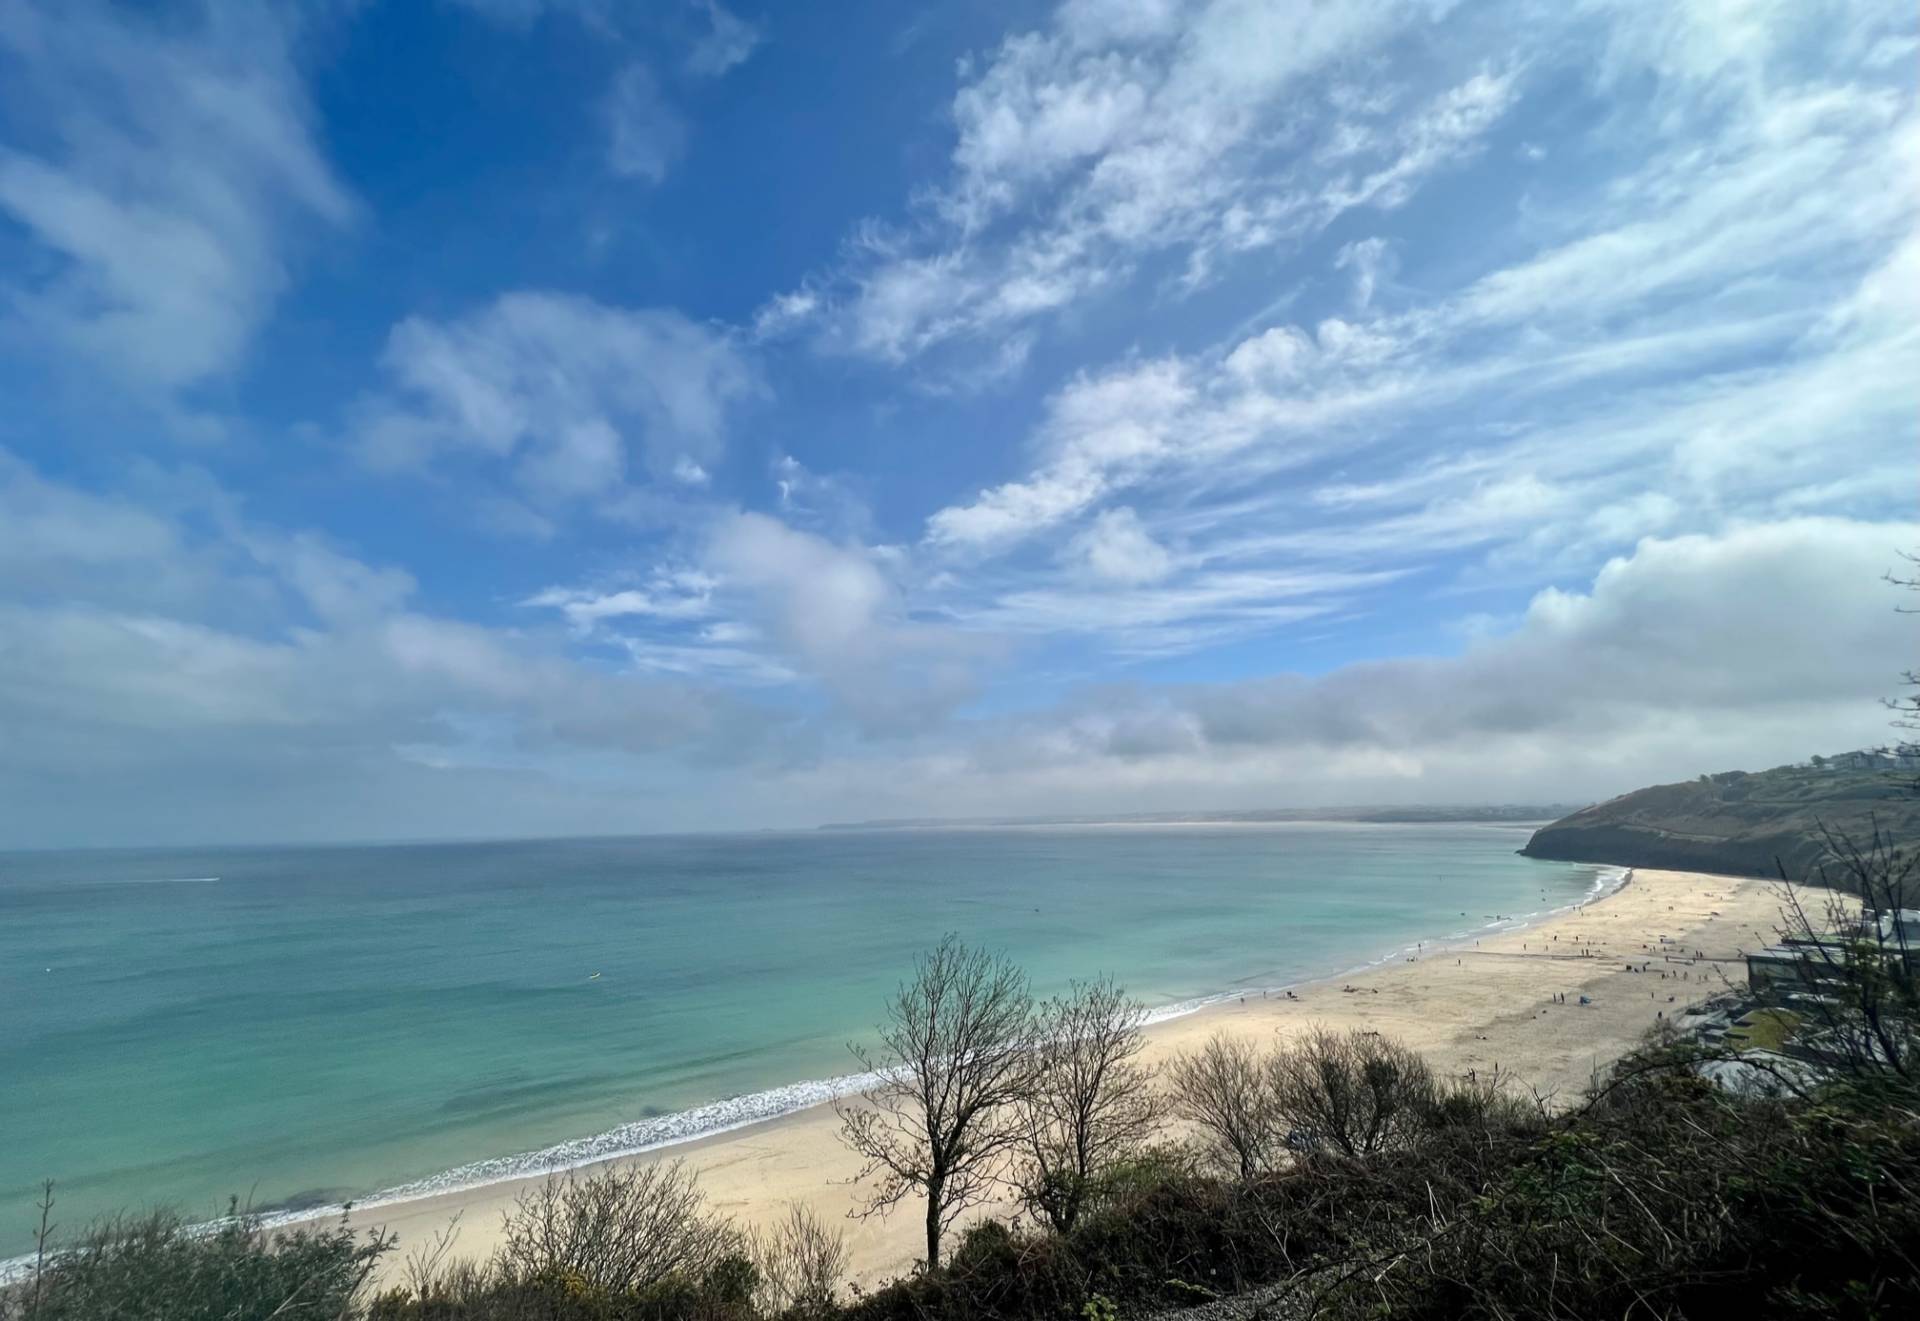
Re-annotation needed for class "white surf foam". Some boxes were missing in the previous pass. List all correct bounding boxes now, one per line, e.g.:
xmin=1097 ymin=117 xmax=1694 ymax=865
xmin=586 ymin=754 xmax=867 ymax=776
xmin=111 ymin=876 xmax=221 ymax=884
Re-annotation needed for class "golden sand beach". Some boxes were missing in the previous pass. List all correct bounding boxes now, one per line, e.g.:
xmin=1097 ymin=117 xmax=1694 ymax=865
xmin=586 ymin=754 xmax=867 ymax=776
xmin=349 ymin=867 xmax=1798 ymax=1290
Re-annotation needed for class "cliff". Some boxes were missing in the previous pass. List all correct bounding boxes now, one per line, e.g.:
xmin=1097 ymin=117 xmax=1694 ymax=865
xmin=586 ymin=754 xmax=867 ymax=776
xmin=1520 ymin=760 xmax=1920 ymax=882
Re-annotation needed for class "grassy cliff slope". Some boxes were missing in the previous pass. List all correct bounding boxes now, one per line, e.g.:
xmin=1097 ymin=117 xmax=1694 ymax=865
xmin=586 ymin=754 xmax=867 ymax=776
xmin=1520 ymin=760 xmax=1920 ymax=881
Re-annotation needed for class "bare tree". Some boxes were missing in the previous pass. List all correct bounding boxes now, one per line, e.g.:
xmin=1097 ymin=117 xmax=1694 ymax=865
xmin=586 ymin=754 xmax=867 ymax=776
xmin=1015 ymin=977 xmax=1160 ymax=1233
xmin=498 ymin=1160 xmax=740 ymax=1295
xmin=750 ymin=1204 xmax=848 ymax=1318
xmin=1267 ymin=1025 xmax=1434 ymax=1159
xmin=399 ymin=1210 xmax=464 ymax=1302
xmin=837 ymin=935 xmax=1038 ymax=1270
xmin=1167 ymin=1031 xmax=1280 ymax=1180
xmin=1738 ymin=564 xmax=1920 ymax=1082
xmin=1772 ymin=822 xmax=1918 ymax=1082
xmin=1881 ymin=551 xmax=1920 ymax=796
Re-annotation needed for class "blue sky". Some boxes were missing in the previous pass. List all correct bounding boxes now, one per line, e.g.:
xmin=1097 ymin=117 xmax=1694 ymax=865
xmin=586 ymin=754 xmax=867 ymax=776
xmin=1 ymin=0 xmax=1915 ymax=846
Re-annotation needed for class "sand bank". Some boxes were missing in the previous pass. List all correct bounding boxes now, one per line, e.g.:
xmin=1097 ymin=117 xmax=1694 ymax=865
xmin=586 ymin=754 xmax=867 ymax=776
xmin=349 ymin=867 xmax=1794 ymax=1290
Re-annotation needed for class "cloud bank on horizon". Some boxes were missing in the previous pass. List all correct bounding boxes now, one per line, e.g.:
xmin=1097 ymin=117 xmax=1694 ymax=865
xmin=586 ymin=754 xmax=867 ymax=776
xmin=0 ymin=0 xmax=1913 ymax=846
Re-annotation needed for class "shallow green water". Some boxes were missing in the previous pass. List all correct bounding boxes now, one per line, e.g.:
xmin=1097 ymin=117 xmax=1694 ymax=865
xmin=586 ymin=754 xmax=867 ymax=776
xmin=0 ymin=823 xmax=1608 ymax=1256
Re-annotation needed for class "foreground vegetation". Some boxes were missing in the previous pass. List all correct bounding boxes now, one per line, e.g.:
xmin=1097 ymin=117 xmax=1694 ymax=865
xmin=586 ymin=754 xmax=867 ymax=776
xmin=10 ymin=1026 xmax=1916 ymax=1321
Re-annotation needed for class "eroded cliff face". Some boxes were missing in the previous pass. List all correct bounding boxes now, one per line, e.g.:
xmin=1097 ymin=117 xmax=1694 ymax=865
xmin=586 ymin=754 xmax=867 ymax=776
xmin=1521 ymin=816 xmax=1814 ymax=878
xmin=1519 ymin=764 xmax=1920 ymax=885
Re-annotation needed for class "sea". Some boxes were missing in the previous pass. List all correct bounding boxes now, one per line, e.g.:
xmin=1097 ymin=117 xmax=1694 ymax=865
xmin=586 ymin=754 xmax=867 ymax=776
xmin=0 ymin=822 xmax=1617 ymax=1260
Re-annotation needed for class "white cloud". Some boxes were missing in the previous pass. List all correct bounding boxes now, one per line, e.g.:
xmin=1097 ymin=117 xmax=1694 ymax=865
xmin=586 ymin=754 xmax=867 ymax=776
xmin=1334 ymin=238 xmax=1395 ymax=309
xmin=521 ymin=563 xmax=810 ymax=687
xmin=0 ymin=450 xmax=248 ymax=613
xmin=523 ymin=508 xmax=995 ymax=731
xmin=752 ymin=288 xmax=821 ymax=340
xmin=3 ymin=0 xmax=1912 ymax=844
xmin=0 ymin=452 xmax=792 ymax=845
xmin=962 ymin=568 xmax=1373 ymax=657
xmin=1456 ymin=88 xmax=1916 ymax=333
xmin=524 ymin=570 xmax=718 ymax=633
xmin=927 ymin=357 xmax=1194 ymax=550
xmin=771 ymin=0 xmax=1914 ymax=389
xmin=1315 ymin=70 xmax=1517 ymax=215
xmin=354 ymin=292 xmax=758 ymax=511
xmin=707 ymin=513 xmax=989 ymax=733
xmin=606 ymin=64 xmax=689 ymax=184
xmin=687 ymin=1 xmax=762 ymax=77
xmin=1066 ymin=506 xmax=1173 ymax=584
xmin=923 ymin=307 xmax=1427 ymax=556
xmin=913 ymin=4 xmax=1915 ymax=666
xmin=0 ymin=1 xmax=351 ymax=393
xmin=771 ymin=453 xmax=873 ymax=540
xmin=781 ymin=518 xmax=1920 ymax=817
xmin=778 ymin=0 xmax=1516 ymax=369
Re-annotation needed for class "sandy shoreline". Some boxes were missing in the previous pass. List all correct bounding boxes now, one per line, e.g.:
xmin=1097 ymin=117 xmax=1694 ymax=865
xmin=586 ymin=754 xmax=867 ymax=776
xmin=329 ymin=865 xmax=1795 ymax=1291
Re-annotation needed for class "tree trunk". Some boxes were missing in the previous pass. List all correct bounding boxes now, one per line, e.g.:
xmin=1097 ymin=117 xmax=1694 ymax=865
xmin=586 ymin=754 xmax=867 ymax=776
xmin=925 ymin=1176 xmax=942 ymax=1271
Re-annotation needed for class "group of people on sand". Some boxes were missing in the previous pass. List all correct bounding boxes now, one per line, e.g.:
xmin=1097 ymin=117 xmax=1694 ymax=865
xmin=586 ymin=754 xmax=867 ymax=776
xmin=1623 ymin=960 xmax=1696 ymax=983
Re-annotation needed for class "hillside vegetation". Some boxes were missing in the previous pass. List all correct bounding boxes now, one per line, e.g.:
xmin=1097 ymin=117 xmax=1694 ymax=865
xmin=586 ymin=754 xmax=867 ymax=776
xmin=1521 ymin=759 xmax=1920 ymax=881
xmin=10 ymin=1030 xmax=1916 ymax=1321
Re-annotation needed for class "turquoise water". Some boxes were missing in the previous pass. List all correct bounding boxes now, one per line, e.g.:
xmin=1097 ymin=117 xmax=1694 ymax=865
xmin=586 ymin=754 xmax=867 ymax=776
xmin=0 ymin=823 xmax=1607 ymax=1256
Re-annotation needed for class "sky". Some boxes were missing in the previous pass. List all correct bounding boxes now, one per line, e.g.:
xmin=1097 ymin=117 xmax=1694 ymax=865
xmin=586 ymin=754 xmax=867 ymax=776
xmin=0 ymin=0 xmax=1915 ymax=848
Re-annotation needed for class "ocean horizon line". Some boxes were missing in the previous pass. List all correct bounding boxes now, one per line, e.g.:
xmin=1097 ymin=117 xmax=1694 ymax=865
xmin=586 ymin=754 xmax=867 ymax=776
xmin=0 ymin=805 xmax=1585 ymax=858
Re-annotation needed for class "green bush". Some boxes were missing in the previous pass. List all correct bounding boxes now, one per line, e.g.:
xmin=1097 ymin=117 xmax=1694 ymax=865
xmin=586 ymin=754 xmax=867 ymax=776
xmin=368 ymin=1252 xmax=762 ymax=1321
xmin=1301 ymin=1039 xmax=1920 ymax=1320
xmin=4 ymin=1205 xmax=388 ymax=1321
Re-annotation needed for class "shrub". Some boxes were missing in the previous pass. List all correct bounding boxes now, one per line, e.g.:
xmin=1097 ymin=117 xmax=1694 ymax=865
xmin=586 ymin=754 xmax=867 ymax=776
xmin=6 ymin=1203 xmax=389 ymax=1321
xmin=750 ymin=1205 xmax=847 ymax=1319
xmin=1167 ymin=1033 xmax=1279 ymax=1180
xmin=497 ymin=1162 xmax=741 ymax=1299
xmin=1300 ymin=1038 xmax=1920 ymax=1320
xmin=367 ymin=1251 xmax=761 ymax=1321
xmin=1014 ymin=979 xmax=1159 ymax=1234
xmin=1114 ymin=1029 xmax=1917 ymax=1318
xmin=1267 ymin=1025 xmax=1435 ymax=1160
xmin=1074 ymin=1144 xmax=1201 ymax=1222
